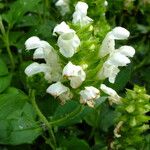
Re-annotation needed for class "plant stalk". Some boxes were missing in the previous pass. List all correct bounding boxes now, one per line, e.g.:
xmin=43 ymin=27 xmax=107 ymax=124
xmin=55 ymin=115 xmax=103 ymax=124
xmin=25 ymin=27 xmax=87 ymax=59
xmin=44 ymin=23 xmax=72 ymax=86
xmin=29 ymin=89 xmax=57 ymax=149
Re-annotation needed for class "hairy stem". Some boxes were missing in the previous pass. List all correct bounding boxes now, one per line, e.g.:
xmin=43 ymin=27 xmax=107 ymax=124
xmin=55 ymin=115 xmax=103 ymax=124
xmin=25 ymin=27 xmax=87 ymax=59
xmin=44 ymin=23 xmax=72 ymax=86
xmin=29 ymin=89 xmax=57 ymax=149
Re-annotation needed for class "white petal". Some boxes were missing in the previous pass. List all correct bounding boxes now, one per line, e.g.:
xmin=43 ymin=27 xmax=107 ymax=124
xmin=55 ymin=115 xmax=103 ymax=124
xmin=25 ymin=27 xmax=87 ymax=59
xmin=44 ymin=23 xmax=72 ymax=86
xmin=98 ymin=62 xmax=120 ymax=83
xmin=46 ymin=82 xmax=68 ymax=97
xmin=25 ymin=36 xmax=41 ymax=50
xmin=100 ymin=84 xmax=121 ymax=104
xmin=57 ymin=32 xmax=80 ymax=58
xmin=33 ymin=48 xmax=44 ymax=59
xmin=75 ymin=1 xmax=88 ymax=14
xmin=108 ymin=52 xmax=131 ymax=66
xmin=118 ymin=46 xmax=135 ymax=57
xmin=111 ymin=27 xmax=130 ymax=40
xmin=24 ymin=62 xmax=44 ymax=76
xmin=99 ymin=33 xmax=115 ymax=58
xmin=100 ymin=84 xmax=117 ymax=96
xmin=53 ymin=21 xmax=74 ymax=36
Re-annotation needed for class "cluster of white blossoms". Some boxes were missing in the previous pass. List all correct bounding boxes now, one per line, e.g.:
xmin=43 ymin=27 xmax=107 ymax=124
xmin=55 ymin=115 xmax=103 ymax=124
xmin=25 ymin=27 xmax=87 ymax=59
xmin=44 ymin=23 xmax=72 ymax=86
xmin=24 ymin=1 xmax=134 ymax=107
xmin=98 ymin=27 xmax=135 ymax=83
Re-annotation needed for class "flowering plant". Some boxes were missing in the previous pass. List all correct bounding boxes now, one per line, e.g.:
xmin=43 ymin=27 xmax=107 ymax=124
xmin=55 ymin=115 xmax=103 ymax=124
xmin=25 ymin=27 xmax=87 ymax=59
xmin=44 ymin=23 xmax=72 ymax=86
xmin=0 ymin=0 xmax=149 ymax=149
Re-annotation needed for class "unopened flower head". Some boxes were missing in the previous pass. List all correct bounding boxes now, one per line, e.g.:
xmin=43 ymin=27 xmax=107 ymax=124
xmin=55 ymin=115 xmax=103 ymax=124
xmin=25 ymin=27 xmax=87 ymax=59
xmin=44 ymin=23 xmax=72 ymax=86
xmin=72 ymin=1 xmax=93 ymax=26
xmin=63 ymin=62 xmax=86 ymax=88
xmin=80 ymin=86 xmax=100 ymax=107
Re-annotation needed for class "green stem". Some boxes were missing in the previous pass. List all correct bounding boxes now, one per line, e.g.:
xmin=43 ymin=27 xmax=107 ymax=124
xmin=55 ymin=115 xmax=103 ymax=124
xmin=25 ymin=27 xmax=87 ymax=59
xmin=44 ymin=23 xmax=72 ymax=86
xmin=0 ymin=18 xmax=15 ymax=70
xmin=29 ymin=89 xmax=57 ymax=149
xmin=49 ymin=105 xmax=83 ymax=126
xmin=5 ymin=33 xmax=15 ymax=70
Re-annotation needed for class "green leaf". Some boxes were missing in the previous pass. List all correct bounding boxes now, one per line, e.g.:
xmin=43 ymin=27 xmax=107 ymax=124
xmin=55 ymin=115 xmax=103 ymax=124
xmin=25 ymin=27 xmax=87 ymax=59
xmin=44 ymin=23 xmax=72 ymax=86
xmin=0 ymin=59 xmax=8 ymax=76
xmin=84 ymin=97 xmax=107 ymax=127
xmin=2 ymin=0 xmax=41 ymax=26
xmin=0 ymin=87 xmax=42 ymax=144
xmin=99 ymin=103 xmax=120 ymax=132
xmin=0 ymin=74 xmax=12 ymax=93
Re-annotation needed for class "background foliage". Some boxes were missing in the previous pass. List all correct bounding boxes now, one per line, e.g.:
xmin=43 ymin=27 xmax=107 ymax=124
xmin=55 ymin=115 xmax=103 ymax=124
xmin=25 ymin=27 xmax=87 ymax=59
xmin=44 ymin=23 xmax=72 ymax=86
xmin=0 ymin=0 xmax=149 ymax=149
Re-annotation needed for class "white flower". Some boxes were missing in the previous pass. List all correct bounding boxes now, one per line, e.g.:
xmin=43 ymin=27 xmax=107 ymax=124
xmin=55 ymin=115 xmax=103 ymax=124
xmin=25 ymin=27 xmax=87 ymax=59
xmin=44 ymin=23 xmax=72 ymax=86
xmin=100 ymin=84 xmax=121 ymax=105
xmin=24 ymin=62 xmax=51 ymax=81
xmin=55 ymin=0 xmax=70 ymax=16
xmin=57 ymin=32 xmax=80 ymax=58
xmin=118 ymin=46 xmax=135 ymax=57
xmin=99 ymin=27 xmax=130 ymax=58
xmin=25 ymin=36 xmax=62 ymax=82
xmin=63 ymin=62 xmax=86 ymax=88
xmin=46 ymin=82 xmax=73 ymax=104
xmin=72 ymin=1 xmax=93 ymax=26
xmin=98 ymin=62 xmax=120 ymax=83
xmin=80 ymin=86 xmax=100 ymax=107
xmin=53 ymin=21 xmax=73 ymax=36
